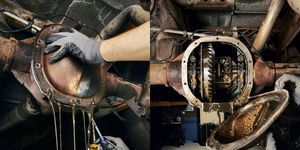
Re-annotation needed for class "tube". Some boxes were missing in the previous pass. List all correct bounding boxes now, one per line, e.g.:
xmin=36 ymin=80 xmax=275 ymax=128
xmin=0 ymin=96 xmax=40 ymax=132
xmin=251 ymin=0 xmax=285 ymax=52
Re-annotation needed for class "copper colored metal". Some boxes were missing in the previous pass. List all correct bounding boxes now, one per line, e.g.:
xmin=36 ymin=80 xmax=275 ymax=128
xmin=166 ymin=59 xmax=183 ymax=95
xmin=105 ymin=72 xmax=142 ymax=100
xmin=32 ymin=24 xmax=105 ymax=107
xmin=254 ymin=58 xmax=300 ymax=86
xmin=149 ymin=63 xmax=167 ymax=85
xmin=150 ymin=54 xmax=184 ymax=95
xmin=0 ymin=26 xmax=143 ymax=109
xmin=207 ymin=89 xmax=289 ymax=150
xmin=0 ymin=36 xmax=34 ymax=72
xmin=253 ymin=58 xmax=275 ymax=86
xmin=12 ymin=70 xmax=143 ymax=114
xmin=0 ymin=37 xmax=16 ymax=72
xmin=12 ymin=70 xmax=52 ymax=114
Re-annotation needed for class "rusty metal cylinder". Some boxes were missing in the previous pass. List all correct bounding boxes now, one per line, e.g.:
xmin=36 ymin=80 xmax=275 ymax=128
xmin=105 ymin=72 xmax=142 ymax=100
xmin=253 ymin=59 xmax=275 ymax=86
xmin=274 ymin=63 xmax=300 ymax=79
xmin=149 ymin=63 xmax=168 ymax=85
xmin=254 ymin=58 xmax=300 ymax=86
xmin=0 ymin=36 xmax=33 ymax=72
xmin=0 ymin=37 xmax=16 ymax=72
xmin=150 ymin=61 xmax=183 ymax=95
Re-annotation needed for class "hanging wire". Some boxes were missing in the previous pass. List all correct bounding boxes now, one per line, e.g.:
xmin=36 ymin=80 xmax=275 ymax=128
xmin=50 ymin=102 xmax=59 ymax=150
xmin=150 ymin=28 xmax=164 ymax=42
xmin=236 ymin=29 xmax=263 ymax=59
xmin=176 ymin=29 xmax=211 ymax=45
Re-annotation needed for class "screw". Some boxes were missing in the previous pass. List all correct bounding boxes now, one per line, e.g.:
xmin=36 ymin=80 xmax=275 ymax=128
xmin=35 ymin=63 xmax=41 ymax=69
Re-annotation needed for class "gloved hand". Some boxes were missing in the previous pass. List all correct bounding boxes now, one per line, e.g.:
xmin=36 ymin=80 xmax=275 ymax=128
xmin=44 ymin=27 xmax=105 ymax=64
xmin=104 ymin=136 xmax=129 ymax=150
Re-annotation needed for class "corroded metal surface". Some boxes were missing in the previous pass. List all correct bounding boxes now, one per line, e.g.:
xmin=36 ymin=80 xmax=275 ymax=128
xmin=172 ymin=0 xmax=234 ymax=10
xmin=207 ymin=90 xmax=289 ymax=150
xmin=253 ymin=58 xmax=275 ymax=86
xmin=0 ymin=36 xmax=34 ymax=72
xmin=105 ymin=72 xmax=142 ymax=100
xmin=253 ymin=57 xmax=300 ymax=86
xmin=274 ymin=63 xmax=300 ymax=78
xmin=202 ymin=103 xmax=233 ymax=113
xmin=11 ymin=37 xmax=35 ymax=72
xmin=151 ymin=0 xmax=186 ymax=61
xmin=181 ymin=36 xmax=253 ymax=107
xmin=166 ymin=55 xmax=183 ymax=95
xmin=149 ymin=63 xmax=167 ymax=85
xmin=32 ymin=24 xmax=105 ymax=107
xmin=0 ymin=36 xmax=16 ymax=72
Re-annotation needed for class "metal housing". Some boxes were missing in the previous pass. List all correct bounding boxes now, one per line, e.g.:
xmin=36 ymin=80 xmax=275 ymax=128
xmin=181 ymin=36 xmax=253 ymax=108
xmin=207 ymin=89 xmax=289 ymax=149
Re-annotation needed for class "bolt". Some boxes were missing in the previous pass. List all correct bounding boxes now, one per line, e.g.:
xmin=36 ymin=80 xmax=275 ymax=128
xmin=50 ymin=26 xmax=56 ymax=31
xmin=37 ymin=39 xmax=44 ymax=45
xmin=190 ymin=56 xmax=196 ymax=62
xmin=35 ymin=63 xmax=41 ymax=69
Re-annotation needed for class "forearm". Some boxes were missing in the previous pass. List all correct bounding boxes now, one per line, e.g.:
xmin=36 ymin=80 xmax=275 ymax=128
xmin=100 ymin=21 xmax=150 ymax=62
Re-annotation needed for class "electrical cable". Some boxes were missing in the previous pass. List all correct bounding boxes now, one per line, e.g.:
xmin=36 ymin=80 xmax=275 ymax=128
xmin=176 ymin=29 xmax=214 ymax=45
xmin=150 ymin=28 xmax=164 ymax=42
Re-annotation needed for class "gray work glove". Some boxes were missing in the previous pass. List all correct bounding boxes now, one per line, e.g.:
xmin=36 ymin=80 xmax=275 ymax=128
xmin=44 ymin=27 xmax=105 ymax=64
xmin=104 ymin=136 xmax=129 ymax=150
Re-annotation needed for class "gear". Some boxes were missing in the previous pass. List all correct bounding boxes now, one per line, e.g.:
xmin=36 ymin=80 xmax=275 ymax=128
xmin=202 ymin=43 xmax=215 ymax=102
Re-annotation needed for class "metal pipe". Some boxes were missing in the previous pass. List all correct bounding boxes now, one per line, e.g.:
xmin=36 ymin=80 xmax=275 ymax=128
xmin=0 ymin=95 xmax=40 ymax=132
xmin=253 ymin=58 xmax=300 ymax=86
xmin=251 ymin=0 xmax=285 ymax=52
xmin=151 ymin=27 xmax=208 ymax=37
xmin=0 ymin=36 xmax=34 ymax=72
xmin=3 ymin=11 xmax=41 ymax=34
xmin=274 ymin=63 xmax=300 ymax=79
xmin=149 ymin=63 xmax=168 ymax=85
xmin=149 ymin=60 xmax=184 ymax=95
xmin=0 ymin=36 xmax=16 ymax=72
xmin=105 ymin=72 xmax=142 ymax=100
